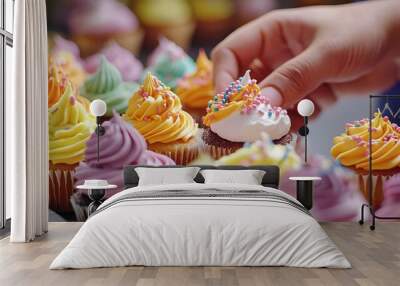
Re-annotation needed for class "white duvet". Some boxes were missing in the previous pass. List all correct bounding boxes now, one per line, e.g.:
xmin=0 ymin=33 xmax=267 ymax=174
xmin=50 ymin=183 xmax=351 ymax=269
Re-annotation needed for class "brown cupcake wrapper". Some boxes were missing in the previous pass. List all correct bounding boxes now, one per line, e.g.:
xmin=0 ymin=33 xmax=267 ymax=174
xmin=49 ymin=167 xmax=76 ymax=214
xmin=148 ymin=145 xmax=199 ymax=165
xmin=356 ymin=173 xmax=391 ymax=209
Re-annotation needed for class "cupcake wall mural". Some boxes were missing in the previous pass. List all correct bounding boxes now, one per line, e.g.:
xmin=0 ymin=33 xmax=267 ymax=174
xmin=46 ymin=0 xmax=399 ymax=222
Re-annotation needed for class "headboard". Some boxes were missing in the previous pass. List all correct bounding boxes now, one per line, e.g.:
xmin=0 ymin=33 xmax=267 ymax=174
xmin=123 ymin=165 xmax=280 ymax=189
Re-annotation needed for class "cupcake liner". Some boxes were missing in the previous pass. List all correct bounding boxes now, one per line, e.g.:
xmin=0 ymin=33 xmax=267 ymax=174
xmin=142 ymin=23 xmax=195 ymax=50
xmin=49 ymin=163 xmax=78 ymax=214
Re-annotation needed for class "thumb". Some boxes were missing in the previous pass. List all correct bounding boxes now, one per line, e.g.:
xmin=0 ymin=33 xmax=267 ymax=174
xmin=259 ymin=45 xmax=333 ymax=108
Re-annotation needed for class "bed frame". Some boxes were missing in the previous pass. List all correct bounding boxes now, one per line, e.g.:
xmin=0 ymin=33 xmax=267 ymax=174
xmin=124 ymin=165 xmax=280 ymax=189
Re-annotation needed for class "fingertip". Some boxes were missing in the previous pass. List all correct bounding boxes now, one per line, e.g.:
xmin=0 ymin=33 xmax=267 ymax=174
xmin=260 ymin=87 xmax=283 ymax=107
xmin=214 ymin=71 xmax=234 ymax=93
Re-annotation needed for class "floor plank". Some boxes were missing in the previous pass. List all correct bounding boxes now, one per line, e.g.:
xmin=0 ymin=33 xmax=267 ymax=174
xmin=0 ymin=222 xmax=399 ymax=286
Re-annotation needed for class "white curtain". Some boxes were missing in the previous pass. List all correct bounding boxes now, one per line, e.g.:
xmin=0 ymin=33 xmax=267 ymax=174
xmin=9 ymin=0 xmax=48 ymax=242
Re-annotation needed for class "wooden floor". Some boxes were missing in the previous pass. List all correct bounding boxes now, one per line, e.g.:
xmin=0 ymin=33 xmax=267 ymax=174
xmin=0 ymin=222 xmax=399 ymax=286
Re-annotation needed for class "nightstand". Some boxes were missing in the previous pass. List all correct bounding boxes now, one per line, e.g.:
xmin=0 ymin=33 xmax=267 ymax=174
xmin=289 ymin=177 xmax=321 ymax=210
xmin=76 ymin=180 xmax=117 ymax=216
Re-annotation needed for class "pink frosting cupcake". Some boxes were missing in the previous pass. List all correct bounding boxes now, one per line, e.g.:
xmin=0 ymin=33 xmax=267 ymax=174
xmin=280 ymin=155 xmax=366 ymax=221
xmin=84 ymin=42 xmax=143 ymax=82
xmin=74 ymin=111 xmax=175 ymax=197
xmin=376 ymin=175 xmax=400 ymax=217
xmin=68 ymin=0 xmax=144 ymax=57
xmin=52 ymin=35 xmax=81 ymax=59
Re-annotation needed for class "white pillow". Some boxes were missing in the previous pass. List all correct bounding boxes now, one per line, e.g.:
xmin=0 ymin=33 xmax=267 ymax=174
xmin=135 ymin=167 xmax=200 ymax=186
xmin=200 ymin=169 xmax=266 ymax=185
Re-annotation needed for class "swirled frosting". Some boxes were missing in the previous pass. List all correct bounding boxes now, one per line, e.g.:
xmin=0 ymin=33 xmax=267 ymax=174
xmin=203 ymin=71 xmax=291 ymax=142
xmin=84 ymin=42 xmax=143 ymax=82
xmin=52 ymin=35 xmax=81 ymax=59
xmin=49 ymin=83 xmax=96 ymax=165
xmin=48 ymin=64 xmax=68 ymax=107
xmin=75 ymin=111 xmax=175 ymax=195
xmin=176 ymin=50 xmax=214 ymax=109
xmin=331 ymin=112 xmax=400 ymax=170
xmin=139 ymin=150 xmax=176 ymax=165
xmin=216 ymin=133 xmax=301 ymax=174
xmin=81 ymin=57 xmax=139 ymax=116
xmin=123 ymin=73 xmax=198 ymax=144
xmin=281 ymin=155 xmax=366 ymax=221
xmin=145 ymin=38 xmax=195 ymax=89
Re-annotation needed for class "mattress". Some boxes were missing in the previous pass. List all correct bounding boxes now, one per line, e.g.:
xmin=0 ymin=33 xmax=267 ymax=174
xmin=50 ymin=183 xmax=351 ymax=269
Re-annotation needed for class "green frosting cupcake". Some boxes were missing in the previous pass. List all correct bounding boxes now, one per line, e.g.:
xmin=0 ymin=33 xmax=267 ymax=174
xmin=81 ymin=57 xmax=139 ymax=116
xmin=144 ymin=53 xmax=195 ymax=89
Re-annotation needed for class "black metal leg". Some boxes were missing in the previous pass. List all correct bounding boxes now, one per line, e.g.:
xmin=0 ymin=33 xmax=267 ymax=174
xmin=87 ymin=189 xmax=106 ymax=216
xmin=359 ymin=204 xmax=367 ymax=225
xmin=296 ymin=180 xmax=313 ymax=210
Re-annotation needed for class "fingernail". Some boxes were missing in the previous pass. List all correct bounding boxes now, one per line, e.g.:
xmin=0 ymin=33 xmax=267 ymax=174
xmin=261 ymin=87 xmax=283 ymax=106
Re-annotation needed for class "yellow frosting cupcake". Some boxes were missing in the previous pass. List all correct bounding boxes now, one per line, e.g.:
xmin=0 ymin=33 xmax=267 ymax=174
xmin=216 ymin=133 xmax=301 ymax=174
xmin=51 ymin=51 xmax=87 ymax=89
xmin=331 ymin=112 xmax=400 ymax=171
xmin=331 ymin=112 xmax=400 ymax=208
xmin=176 ymin=50 xmax=214 ymax=124
xmin=124 ymin=72 xmax=200 ymax=164
xmin=49 ymin=83 xmax=96 ymax=165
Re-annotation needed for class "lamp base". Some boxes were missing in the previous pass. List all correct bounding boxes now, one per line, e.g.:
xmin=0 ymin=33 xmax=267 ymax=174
xmin=298 ymin=126 xmax=309 ymax=136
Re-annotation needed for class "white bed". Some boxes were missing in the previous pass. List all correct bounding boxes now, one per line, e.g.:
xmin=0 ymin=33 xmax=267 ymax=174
xmin=50 ymin=180 xmax=350 ymax=269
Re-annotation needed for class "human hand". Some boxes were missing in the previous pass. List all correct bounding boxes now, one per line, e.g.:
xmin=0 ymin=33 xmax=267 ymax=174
xmin=212 ymin=0 xmax=400 ymax=122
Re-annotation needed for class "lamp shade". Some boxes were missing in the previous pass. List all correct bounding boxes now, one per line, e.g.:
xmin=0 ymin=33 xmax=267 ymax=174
xmin=297 ymin=99 xmax=315 ymax=117
xmin=90 ymin=99 xmax=107 ymax=117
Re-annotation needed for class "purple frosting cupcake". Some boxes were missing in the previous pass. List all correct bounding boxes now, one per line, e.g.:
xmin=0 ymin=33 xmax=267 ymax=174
xmin=377 ymin=175 xmax=400 ymax=217
xmin=84 ymin=42 xmax=144 ymax=82
xmin=280 ymin=155 xmax=366 ymax=222
xmin=75 ymin=111 xmax=175 ymax=197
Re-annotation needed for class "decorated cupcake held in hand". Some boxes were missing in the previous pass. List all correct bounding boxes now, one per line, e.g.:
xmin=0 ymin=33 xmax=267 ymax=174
xmin=202 ymin=71 xmax=291 ymax=159
xmin=281 ymin=155 xmax=366 ymax=222
xmin=124 ymin=73 xmax=200 ymax=165
xmin=75 ymin=111 xmax=174 ymax=198
xmin=145 ymin=38 xmax=195 ymax=89
xmin=49 ymin=83 xmax=96 ymax=213
xmin=84 ymin=42 xmax=143 ymax=82
xmin=217 ymin=133 xmax=301 ymax=174
xmin=331 ymin=112 xmax=400 ymax=208
xmin=81 ymin=57 xmax=139 ymax=117
xmin=176 ymin=50 xmax=214 ymax=125
xmin=134 ymin=0 xmax=195 ymax=50
xmin=68 ymin=0 xmax=144 ymax=57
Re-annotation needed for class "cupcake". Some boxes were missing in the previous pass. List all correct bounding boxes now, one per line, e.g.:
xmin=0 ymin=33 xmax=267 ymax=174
xmin=377 ymin=175 xmax=400 ymax=217
xmin=234 ymin=0 xmax=277 ymax=26
xmin=191 ymin=0 xmax=234 ymax=43
xmin=202 ymin=71 xmax=292 ymax=159
xmin=331 ymin=112 xmax=400 ymax=208
xmin=68 ymin=0 xmax=144 ymax=57
xmin=134 ymin=0 xmax=195 ymax=50
xmin=145 ymin=38 xmax=196 ymax=89
xmin=50 ymin=50 xmax=87 ymax=90
xmin=281 ymin=155 xmax=366 ymax=222
xmin=176 ymin=50 xmax=214 ymax=125
xmin=74 ymin=112 xmax=174 ymax=198
xmin=123 ymin=73 xmax=200 ymax=165
xmin=216 ymin=133 xmax=301 ymax=174
xmin=84 ymin=42 xmax=143 ymax=82
xmin=80 ymin=57 xmax=139 ymax=117
xmin=49 ymin=82 xmax=96 ymax=213
xmin=48 ymin=62 xmax=91 ymax=111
